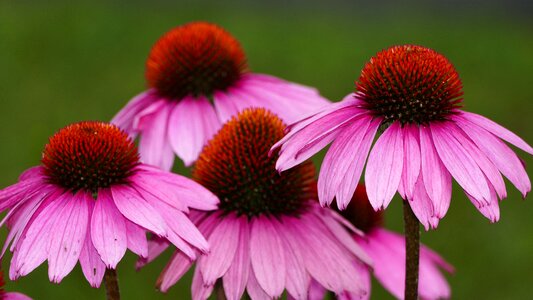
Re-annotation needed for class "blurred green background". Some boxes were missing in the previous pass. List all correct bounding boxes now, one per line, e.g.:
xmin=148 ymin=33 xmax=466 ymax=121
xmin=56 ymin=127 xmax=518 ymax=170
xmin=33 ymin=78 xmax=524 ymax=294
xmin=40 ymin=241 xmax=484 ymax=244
xmin=0 ymin=0 xmax=532 ymax=299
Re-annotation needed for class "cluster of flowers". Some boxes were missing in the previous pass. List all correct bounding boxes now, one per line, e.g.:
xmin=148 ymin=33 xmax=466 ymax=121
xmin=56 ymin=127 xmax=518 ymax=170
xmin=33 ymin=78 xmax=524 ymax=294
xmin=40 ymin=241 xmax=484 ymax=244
xmin=0 ymin=21 xmax=530 ymax=300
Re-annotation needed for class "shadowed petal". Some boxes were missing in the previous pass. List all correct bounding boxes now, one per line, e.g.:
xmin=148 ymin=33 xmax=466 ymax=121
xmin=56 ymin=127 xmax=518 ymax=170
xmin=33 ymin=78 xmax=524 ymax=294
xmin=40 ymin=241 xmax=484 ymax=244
xmin=138 ymin=101 xmax=175 ymax=170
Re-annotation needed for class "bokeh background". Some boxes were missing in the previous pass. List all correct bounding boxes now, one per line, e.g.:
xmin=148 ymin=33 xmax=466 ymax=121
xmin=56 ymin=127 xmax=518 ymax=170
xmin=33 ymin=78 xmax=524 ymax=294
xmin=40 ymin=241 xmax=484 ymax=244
xmin=0 ymin=0 xmax=532 ymax=299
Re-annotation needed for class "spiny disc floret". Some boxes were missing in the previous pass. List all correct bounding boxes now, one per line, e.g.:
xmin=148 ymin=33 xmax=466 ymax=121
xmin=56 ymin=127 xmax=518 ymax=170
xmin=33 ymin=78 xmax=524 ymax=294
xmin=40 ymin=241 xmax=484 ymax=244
xmin=193 ymin=108 xmax=316 ymax=218
xmin=42 ymin=122 xmax=139 ymax=193
xmin=146 ymin=21 xmax=247 ymax=99
xmin=356 ymin=45 xmax=463 ymax=125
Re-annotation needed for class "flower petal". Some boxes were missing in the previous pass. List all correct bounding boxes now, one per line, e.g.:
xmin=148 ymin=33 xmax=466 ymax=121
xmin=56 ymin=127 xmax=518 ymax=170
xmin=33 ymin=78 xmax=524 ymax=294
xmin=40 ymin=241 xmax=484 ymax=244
xmin=157 ymin=251 xmax=194 ymax=293
xmin=111 ymin=90 xmax=155 ymax=134
xmin=125 ymin=221 xmax=147 ymax=258
xmin=223 ymin=216 xmax=251 ymax=300
xmin=138 ymin=101 xmax=175 ymax=170
xmin=79 ymin=199 xmax=106 ymax=288
xmin=365 ymin=122 xmax=404 ymax=210
xmin=400 ymin=124 xmax=421 ymax=200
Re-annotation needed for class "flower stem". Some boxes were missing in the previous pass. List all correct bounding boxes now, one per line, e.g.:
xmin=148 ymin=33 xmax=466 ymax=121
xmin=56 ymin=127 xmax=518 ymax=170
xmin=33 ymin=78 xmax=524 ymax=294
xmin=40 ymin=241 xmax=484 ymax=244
xmin=403 ymin=200 xmax=420 ymax=300
xmin=104 ymin=268 xmax=120 ymax=300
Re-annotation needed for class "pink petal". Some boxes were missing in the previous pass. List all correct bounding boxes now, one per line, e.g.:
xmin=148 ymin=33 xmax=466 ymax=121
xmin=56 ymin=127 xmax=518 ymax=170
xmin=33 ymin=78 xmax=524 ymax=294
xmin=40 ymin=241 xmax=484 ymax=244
xmin=138 ymin=101 xmax=175 ymax=170
xmin=318 ymin=115 xmax=375 ymax=207
xmin=130 ymin=174 xmax=188 ymax=212
xmin=198 ymin=216 xmax=241 ymax=285
xmin=79 ymin=199 xmax=106 ymax=288
xmin=461 ymin=111 xmax=533 ymax=155
xmin=431 ymin=122 xmax=491 ymax=204
xmin=365 ymin=122 xmax=404 ymax=210
xmin=223 ymin=217 xmax=251 ymax=300
xmin=213 ymin=90 xmax=241 ymax=123
xmin=191 ymin=266 xmax=214 ymax=300
xmin=4 ymin=292 xmax=32 ymax=300
xmin=111 ymin=185 xmax=167 ymax=236
xmin=47 ymin=191 xmax=90 ymax=283
xmin=250 ymin=216 xmax=286 ymax=297
xmin=400 ymin=124 xmax=421 ymax=200
xmin=168 ymin=96 xmax=220 ymax=167
xmin=466 ymin=184 xmax=501 ymax=222
xmin=136 ymin=236 xmax=169 ymax=269
xmin=11 ymin=190 xmax=67 ymax=279
xmin=125 ymin=221 xmax=148 ymax=258
xmin=246 ymin=267 xmax=271 ymax=300
xmin=409 ymin=175 xmax=441 ymax=230
xmin=157 ymin=251 xmax=194 ymax=293
xmin=455 ymin=115 xmax=530 ymax=197
xmin=111 ymin=90 xmax=154 ymax=134
xmin=91 ymin=189 xmax=127 ymax=268
xmin=18 ymin=166 xmax=44 ymax=182
xmin=419 ymin=126 xmax=452 ymax=218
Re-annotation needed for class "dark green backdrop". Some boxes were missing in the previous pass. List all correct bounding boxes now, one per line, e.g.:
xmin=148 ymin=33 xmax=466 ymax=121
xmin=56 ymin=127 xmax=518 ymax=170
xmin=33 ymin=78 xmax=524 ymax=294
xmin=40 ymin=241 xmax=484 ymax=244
xmin=0 ymin=1 xmax=532 ymax=299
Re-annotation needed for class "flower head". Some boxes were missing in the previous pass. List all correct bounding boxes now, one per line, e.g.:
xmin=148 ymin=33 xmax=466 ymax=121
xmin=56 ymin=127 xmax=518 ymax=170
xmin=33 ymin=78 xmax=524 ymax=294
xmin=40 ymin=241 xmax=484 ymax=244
xmin=142 ymin=109 xmax=370 ymax=300
xmin=273 ymin=44 xmax=532 ymax=228
xmin=112 ymin=21 xmax=329 ymax=169
xmin=0 ymin=121 xmax=218 ymax=287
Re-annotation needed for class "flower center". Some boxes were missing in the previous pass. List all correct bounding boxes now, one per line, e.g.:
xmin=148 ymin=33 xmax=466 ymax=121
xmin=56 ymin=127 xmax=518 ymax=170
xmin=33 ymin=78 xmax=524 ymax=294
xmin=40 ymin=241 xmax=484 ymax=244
xmin=146 ymin=21 xmax=248 ymax=100
xmin=356 ymin=45 xmax=463 ymax=125
xmin=193 ymin=108 xmax=316 ymax=218
xmin=42 ymin=122 xmax=139 ymax=193
xmin=338 ymin=185 xmax=383 ymax=233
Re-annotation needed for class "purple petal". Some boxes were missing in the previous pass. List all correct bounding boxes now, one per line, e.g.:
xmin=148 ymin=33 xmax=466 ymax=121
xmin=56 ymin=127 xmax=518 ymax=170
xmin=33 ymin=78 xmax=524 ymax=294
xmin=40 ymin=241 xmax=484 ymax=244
xmin=455 ymin=115 xmax=530 ymax=197
xmin=168 ymin=96 xmax=221 ymax=167
xmin=136 ymin=236 xmax=169 ymax=269
xmin=466 ymin=184 xmax=500 ymax=222
xmin=79 ymin=199 xmax=106 ymax=288
xmin=111 ymin=90 xmax=155 ymax=134
xmin=213 ymin=90 xmax=241 ymax=124
xmin=223 ymin=217 xmax=251 ymax=300
xmin=138 ymin=101 xmax=175 ymax=170
xmin=47 ymin=191 xmax=90 ymax=283
xmin=91 ymin=189 xmax=127 ymax=268
xmin=461 ymin=111 xmax=533 ymax=155
xmin=365 ymin=122 xmax=404 ymax=210
xmin=191 ymin=266 xmax=214 ymax=300
xmin=125 ymin=221 xmax=147 ymax=258
xmin=246 ymin=267 xmax=271 ymax=300
xmin=111 ymin=185 xmax=167 ymax=236
xmin=409 ymin=175 xmax=441 ymax=230
xmin=318 ymin=115 xmax=375 ymax=207
xmin=419 ymin=126 xmax=452 ymax=218
xmin=431 ymin=122 xmax=491 ymax=204
xmin=250 ymin=216 xmax=286 ymax=297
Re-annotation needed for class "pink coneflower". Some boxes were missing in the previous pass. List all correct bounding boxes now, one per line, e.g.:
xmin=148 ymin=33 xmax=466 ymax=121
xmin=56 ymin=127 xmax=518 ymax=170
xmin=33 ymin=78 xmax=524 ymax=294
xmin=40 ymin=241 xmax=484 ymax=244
xmin=0 ymin=122 xmax=218 ymax=287
xmin=0 ymin=268 xmax=31 ymax=300
xmin=142 ymin=108 xmax=371 ymax=299
xmin=273 ymin=45 xmax=531 ymax=228
xmin=112 ymin=21 xmax=329 ymax=170
xmin=314 ymin=185 xmax=454 ymax=300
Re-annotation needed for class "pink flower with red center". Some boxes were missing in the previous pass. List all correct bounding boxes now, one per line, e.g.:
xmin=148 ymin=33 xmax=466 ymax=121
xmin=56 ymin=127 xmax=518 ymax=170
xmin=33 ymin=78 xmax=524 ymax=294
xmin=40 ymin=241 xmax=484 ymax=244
xmin=273 ymin=45 xmax=531 ymax=228
xmin=0 ymin=122 xmax=218 ymax=287
xmin=140 ymin=108 xmax=371 ymax=300
xmin=314 ymin=184 xmax=454 ymax=300
xmin=112 ymin=21 xmax=330 ymax=170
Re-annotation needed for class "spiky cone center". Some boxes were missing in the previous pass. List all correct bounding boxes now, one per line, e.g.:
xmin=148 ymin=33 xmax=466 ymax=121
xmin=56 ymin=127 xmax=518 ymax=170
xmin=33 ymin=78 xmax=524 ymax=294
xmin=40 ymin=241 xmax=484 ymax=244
xmin=193 ymin=108 xmax=316 ymax=218
xmin=146 ymin=21 xmax=248 ymax=100
xmin=356 ymin=45 xmax=464 ymax=125
xmin=339 ymin=185 xmax=383 ymax=233
xmin=42 ymin=121 xmax=139 ymax=193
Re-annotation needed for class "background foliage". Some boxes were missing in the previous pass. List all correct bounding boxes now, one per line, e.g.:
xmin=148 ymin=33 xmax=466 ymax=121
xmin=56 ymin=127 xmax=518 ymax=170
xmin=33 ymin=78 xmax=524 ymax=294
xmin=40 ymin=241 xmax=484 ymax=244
xmin=0 ymin=1 xmax=532 ymax=299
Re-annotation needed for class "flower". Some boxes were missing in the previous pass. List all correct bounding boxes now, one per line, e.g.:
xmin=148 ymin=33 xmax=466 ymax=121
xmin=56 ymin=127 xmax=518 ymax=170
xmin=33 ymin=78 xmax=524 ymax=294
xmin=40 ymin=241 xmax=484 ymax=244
xmin=320 ymin=184 xmax=453 ymax=299
xmin=0 ymin=122 xmax=218 ymax=287
xmin=0 ymin=268 xmax=31 ymax=300
xmin=142 ymin=108 xmax=371 ymax=300
xmin=272 ymin=45 xmax=532 ymax=228
xmin=112 ymin=21 xmax=329 ymax=170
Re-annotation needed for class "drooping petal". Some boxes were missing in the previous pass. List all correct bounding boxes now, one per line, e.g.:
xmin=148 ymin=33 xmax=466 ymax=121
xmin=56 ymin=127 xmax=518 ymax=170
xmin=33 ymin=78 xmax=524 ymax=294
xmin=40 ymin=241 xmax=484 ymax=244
xmin=111 ymin=90 xmax=155 ymax=134
xmin=157 ymin=251 xmax=194 ymax=293
xmin=111 ymin=185 xmax=167 ymax=236
xmin=454 ymin=114 xmax=531 ymax=197
xmin=318 ymin=115 xmax=375 ymax=206
xmin=466 ymin=183 xmax=500 ymax=223
xmin=431 ymin=122 xmax=491 ymax=204
xmin=223 ymin=216 xmax=251 ymax=300
xmin=365 ymin=121 xmax=404 ymax=210
xmin=47 ymin=191 xmax=90 ymax=283
xmin=419 ymin=126 xmax=452 ymax=218
xmin=400 ymin=124 xmax=421 ymax=200
xmin=409 ymin=175 xmax=441 ymax=230
xmin=250 ymin=216 xmax=286 ymax=298
xmin=460 ymin=111 xmax=533 ymax=155
xmin=136 ymin=236 xmax=169 ymax=269
xmin=246 ymin=267 xmax=271 ymax=300
xmin=125 ymin=221 xmax=148 ymax=259
xmin=79 ymin=200 xmax=106 ymax=288
xmin=138 ymin=101 xmax=175 ymax=170
xmin=168 ymin=96 xmax=221 ymax=166
xmin=91 ymin=189 xmax=128 ymax=268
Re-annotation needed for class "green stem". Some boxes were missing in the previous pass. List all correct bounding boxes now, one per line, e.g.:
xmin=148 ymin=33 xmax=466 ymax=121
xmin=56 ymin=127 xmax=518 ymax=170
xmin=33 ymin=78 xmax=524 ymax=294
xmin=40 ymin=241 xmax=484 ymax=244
xmin=403 ymin=200 xmax=420 ymax=300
